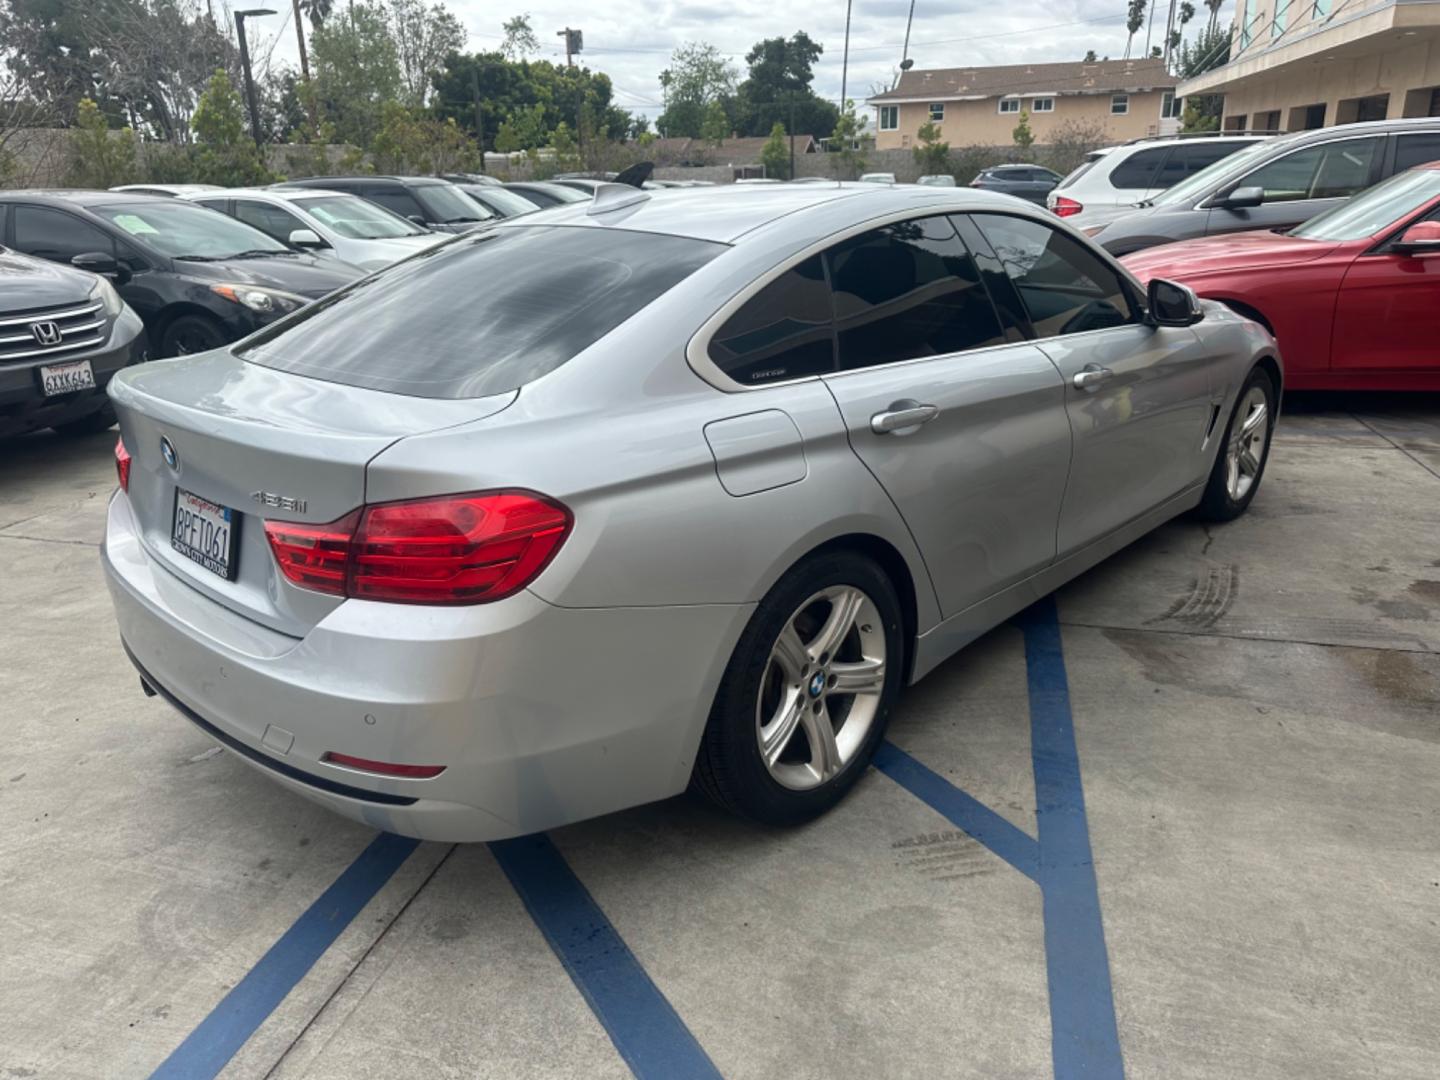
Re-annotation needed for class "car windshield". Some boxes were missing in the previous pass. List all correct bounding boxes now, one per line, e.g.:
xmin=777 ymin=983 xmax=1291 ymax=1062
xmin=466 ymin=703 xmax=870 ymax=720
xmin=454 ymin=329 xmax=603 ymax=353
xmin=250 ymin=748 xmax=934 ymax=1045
xmin=1150 ymin=138 xmax=1278 ymax=207
xmin=464 ymin=186 xmax=538 ymax=216
xmin=413 ymin=183 xmax=492 ymax=223
xmin=294 ymin=194 xmax=430 ymax=238
xmin=1289 ymin=168 xmax=1440 ymax=241
xmin=238 ymin=225 xmax=723 ymax=398
xmin=94 ymin=200 xmax=290 ymax=259
xmin=526 ymin=184 xmax=589 ymax=203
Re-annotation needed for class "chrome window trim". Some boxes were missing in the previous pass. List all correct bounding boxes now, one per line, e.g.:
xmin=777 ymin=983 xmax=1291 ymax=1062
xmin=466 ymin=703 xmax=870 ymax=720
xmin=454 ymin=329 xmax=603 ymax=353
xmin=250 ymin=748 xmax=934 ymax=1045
xmin=0 ymin=301 xmax=103 ymax=328
xmin=685 ymin=200 xmax=1113 ymax=393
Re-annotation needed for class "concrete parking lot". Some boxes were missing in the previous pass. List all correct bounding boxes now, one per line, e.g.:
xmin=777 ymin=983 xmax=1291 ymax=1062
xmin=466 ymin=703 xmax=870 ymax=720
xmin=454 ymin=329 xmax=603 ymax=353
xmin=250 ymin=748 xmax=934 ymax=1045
xmin=2 ymin=393 xmax=1438 ymax=1080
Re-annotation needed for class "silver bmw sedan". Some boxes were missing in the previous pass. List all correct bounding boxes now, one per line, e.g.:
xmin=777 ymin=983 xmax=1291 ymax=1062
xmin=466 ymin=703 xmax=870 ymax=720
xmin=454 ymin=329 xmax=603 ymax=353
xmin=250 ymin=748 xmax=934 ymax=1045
xmin=103 ymin=182 xmax=1281 ymax=842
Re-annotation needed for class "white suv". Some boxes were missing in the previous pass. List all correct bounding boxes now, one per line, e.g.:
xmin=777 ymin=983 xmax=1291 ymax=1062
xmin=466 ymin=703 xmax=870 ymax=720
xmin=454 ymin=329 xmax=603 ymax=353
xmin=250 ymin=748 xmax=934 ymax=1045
xmin=1048 ymin=135 xmax=1270 ymax=232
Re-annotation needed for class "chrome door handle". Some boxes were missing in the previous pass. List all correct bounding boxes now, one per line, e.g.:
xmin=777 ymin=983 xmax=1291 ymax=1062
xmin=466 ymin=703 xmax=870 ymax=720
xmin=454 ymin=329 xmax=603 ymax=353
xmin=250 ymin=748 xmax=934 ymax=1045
xmin=1072 ymin=364 xmax=1114 ymax=392
xmin=870 ymin=401 xmax=940 ymax=434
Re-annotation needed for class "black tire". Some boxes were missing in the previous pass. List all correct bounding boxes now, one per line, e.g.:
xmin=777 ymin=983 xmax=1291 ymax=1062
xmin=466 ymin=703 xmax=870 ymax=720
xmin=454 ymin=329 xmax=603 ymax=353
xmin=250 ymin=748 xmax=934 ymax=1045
xmin=51 ymin=401 xmax=116 ymax=437
xmin=1195 ymin=366 xmax=1277 ymax=522
xmin=693 ymin=550 xmax=905 ymax=826
xmin=159 ymin=314 xmax=227 ymax=357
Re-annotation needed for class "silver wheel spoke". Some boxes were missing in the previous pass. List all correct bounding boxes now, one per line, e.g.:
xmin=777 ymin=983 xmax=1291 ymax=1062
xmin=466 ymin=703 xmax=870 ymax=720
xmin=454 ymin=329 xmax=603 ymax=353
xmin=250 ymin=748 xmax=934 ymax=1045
xmin=1241 ymin=402 xmax=1267 ymax=436
xmin=773 ymin=625 xmax=809 ymax=682
xmin=800 ymin=702 xmax=841 ymax=780
xmin=1239 ymin=446 xmax=1260 ymax=476
xmin=761 ymin=694 xmax=806 ymax=767
xmin=810 ymin=587 xmax=862 ymax=661
xmin=1225 ymin=451 xmax=1241 ymax=498
xmin=829 ymin=657 xmax=885 ymax=696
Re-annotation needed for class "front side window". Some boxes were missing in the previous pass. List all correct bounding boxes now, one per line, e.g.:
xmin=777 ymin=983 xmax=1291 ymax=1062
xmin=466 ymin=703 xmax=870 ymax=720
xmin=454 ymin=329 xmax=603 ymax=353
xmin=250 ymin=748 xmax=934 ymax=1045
xmin=1289 ymin=166 xmax=1440 ymax=241
xmin=826 ymin=216 xmax=1007 ymax=371
xmin=879 ymin=106 xmax=899 ymax=130
xmin=970 ymin=213 xmax=1135 ymax=338
xmin=412 ymin=183 xmax=489 ymax=224
xmin=12 ymin=206 xmax=115 ymax=262
xmin=999 ymin=99 xmax=1021 ymax=115
xmin=709 ymin=255 xmax=834 ymax=385
xmin=242 ymin=226 xmax=722 ymax=398
xmin=89 ymin=199 xmax=289 ymax=259
xmin=1031 ymin=98 xmax=1055 ymax=113
xmin=296 ymin=194 xmax=433 ymax=237
xmin=929 ymin=103 xmax=945 ymax=121
xmin=233 ymin=200 xmax=308 ymax=244
xmin=1111 ymin=94 xmax=1129 ymax=115
xmin=1240 ymin=137 xmax=1380 ymax=202
xmin=366 ymin=187 xmax=426 ymax=220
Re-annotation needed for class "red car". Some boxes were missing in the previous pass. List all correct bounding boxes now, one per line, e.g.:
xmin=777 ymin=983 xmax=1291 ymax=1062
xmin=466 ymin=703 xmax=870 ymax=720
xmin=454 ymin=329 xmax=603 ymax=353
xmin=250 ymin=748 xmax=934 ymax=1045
xmin=1123 ymin=163 xmax=1440 ymax=391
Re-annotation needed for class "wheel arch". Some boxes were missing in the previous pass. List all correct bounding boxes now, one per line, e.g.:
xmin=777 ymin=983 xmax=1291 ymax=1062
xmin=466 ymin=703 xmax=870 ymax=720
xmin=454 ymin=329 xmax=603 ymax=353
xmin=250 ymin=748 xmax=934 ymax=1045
xmin=151 ymin=303 xmax=229 ymax=353
xmin=1215 ymin=296 xmax=1275 ymax=336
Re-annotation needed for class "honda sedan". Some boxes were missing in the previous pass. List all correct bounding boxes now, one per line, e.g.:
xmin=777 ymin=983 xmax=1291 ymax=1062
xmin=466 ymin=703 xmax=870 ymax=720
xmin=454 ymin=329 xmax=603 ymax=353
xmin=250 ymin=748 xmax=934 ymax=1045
xmin=1124 ymin=162 xmax=1440 ymax=391
xmin=104 ymin=183 xmax=1280 ymax=841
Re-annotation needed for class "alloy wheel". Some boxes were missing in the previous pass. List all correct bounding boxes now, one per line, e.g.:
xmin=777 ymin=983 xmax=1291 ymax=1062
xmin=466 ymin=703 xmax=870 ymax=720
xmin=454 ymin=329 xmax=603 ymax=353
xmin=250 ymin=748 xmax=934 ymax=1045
xmin=1225 ymin=386 xmax=1269 ymax=502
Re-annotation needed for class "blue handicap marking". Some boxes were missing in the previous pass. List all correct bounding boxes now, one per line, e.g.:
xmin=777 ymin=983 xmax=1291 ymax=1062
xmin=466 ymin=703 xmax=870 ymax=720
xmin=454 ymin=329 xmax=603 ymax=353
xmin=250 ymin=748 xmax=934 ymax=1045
xmin=875 ymin=595 xmax=1125 ymax=1080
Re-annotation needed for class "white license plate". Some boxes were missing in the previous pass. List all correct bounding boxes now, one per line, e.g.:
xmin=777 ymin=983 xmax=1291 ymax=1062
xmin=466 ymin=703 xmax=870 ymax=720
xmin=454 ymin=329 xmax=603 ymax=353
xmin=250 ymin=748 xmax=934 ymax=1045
xmin=171 ymin=488 xmax=238 ymax=580
xmin=39 ymin=359 xmax=96 ymax=397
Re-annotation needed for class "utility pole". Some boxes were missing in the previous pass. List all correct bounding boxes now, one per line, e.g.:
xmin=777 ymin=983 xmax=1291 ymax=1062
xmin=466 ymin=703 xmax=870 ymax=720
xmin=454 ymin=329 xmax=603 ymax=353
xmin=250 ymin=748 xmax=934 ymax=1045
xmin=234 ymin=9 xmax=276 ymax=148
xmin=900 ymin=0 xmax=916 ymax=82
xmin=840 ymin=0 xmax=853 ymax=136
xmin=556 ymin=27 xmax=582 ymax=67
xmin=290 ymin=0 xmax=309 ymax=81
xmin=789 ymin=96 xmax=796 ymax=179
xmin=473 ymin=67 xmax=485 ymax=173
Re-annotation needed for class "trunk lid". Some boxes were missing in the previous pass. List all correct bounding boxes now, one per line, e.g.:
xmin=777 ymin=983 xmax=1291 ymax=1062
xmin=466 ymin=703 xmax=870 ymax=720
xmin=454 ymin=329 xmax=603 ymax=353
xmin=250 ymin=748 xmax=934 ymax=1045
xmin=111 ymin=350 xmax=516 ymax=637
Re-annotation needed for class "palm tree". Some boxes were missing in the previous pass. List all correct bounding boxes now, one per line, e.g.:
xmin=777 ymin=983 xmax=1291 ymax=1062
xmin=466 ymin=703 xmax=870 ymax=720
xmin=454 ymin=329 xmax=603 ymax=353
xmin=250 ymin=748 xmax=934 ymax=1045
xmin=1205 ymin=0 xmax=1223 ymax=36
xmin=299 ymin=0 xmax=333 ymax=31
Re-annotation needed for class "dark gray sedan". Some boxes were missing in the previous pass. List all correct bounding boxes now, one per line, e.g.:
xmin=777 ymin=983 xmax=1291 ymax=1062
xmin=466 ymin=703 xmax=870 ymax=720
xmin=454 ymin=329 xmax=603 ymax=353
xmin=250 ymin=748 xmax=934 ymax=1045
xmin=969 ymin=164 xmax=1062 ymax=204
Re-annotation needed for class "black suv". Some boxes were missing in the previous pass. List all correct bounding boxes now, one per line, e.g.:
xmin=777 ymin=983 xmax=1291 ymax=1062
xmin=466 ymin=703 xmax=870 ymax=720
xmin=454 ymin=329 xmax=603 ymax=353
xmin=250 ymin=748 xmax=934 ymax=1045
xmin=0 ymin=246 xmax=147 ymax=437
xmin=0 ymin=191 xmax=364 ymax=357
xmin=278 ymin=176 xmax=493 ymax=232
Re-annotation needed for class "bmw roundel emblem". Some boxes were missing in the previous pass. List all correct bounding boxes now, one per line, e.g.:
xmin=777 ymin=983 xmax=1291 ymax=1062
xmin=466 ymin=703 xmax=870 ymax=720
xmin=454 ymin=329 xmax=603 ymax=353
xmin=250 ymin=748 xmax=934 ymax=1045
xmin=808 ymin=671 xmax=826 ymax=698
xmin=160 ymin=437 xmax=178 ymax=470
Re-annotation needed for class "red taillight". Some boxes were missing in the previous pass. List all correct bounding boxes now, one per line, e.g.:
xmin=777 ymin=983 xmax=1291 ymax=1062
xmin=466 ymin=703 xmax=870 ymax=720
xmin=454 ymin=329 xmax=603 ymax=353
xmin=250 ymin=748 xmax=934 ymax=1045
xmin=263 ymin=491 xmax=571 ymax=605
xmin=1052 ymin=196 xmax=1083 ymax=218
xmin=115 ymin=437 xmax=132 ymax=492
xmin=321 ymin=751 xmax=446 ymax=779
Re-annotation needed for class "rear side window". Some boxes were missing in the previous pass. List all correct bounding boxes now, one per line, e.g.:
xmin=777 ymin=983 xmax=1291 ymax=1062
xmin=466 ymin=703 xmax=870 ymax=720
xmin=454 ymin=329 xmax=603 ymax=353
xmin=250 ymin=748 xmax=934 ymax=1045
xmin=826 ymin=216 xmax=1006 ymax=370
xmin=1108 ymin=147 xmax=1170 ymax=191
xmin=1055 ymin=154 xmax=1105 ymax=190
xmin=1395 ymin=132 xmax=1440 ymax=172
xmin=709 ymin=255 xmax=835 ymax=385
xmin=241 ymin=226 xmax=722 ymax=398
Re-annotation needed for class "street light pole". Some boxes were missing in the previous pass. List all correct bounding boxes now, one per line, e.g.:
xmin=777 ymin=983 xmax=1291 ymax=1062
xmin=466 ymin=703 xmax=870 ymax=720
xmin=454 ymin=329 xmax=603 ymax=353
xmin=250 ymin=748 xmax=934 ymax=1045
xmin=234 ymin=8 xmax=276 ymax=148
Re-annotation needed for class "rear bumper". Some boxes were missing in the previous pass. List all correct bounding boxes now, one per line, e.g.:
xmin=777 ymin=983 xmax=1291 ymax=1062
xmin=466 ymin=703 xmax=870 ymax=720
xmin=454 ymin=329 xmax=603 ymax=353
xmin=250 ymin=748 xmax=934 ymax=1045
xmin=0 ymin=309 xmax=147 ymax=436
xmin=101 ymin=491 xmax=753 ymax=841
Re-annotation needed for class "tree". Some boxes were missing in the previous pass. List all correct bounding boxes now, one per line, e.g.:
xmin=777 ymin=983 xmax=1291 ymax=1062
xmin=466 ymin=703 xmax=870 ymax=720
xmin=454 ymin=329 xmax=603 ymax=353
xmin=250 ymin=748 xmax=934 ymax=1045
xmin=759 ymin=121 xmax=789 ymax=179
xmin=65 ymin=98 xmax=138 ymax=188
xmin=1124 ymin=0 xmax=1147 ymax=59
xmin=389 ymin=0 xmax=466 ymax=107
xmin=300 ymin=0 xmax=334 ymax=31
xmin=1176 ymin=24 xmax=1229 ymax=130
xmin=191 ymin=69 xmax=275 ymax=185
xmin=547 ymin=121 xmax=580 ymax=173
xmin=1012 ymin=109 xmax=1035 ymax=153
xmin=310 ymin=2 xmax=403 ymax=148
xmin=701 ymin=100 xmax=729 ymax=146
xmin=657 ymin=42 xmax=737 ymax=138
xmin=501 ymin=14 xmax=539 ymax=60
xmin=913 ymin=118 xmax=950 ymax=176
xmin=1204 ymin=0 xmax=1223 ymax=35
xmin=828 ymin=98 xmax=866 ymax=179
xmin=373 ymin=102 xmax=479 ymax=172
xmin=732 ymin=32 xmax=837 ymax=138
xmin=1083 ymin=49 xmax=1098 ymax=62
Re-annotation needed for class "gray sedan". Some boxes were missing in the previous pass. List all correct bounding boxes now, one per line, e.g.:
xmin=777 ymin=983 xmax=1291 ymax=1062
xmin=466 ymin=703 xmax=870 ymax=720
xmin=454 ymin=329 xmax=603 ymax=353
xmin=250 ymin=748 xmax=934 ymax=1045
xmin=103 ymin=183 xmax=1281 ymax=841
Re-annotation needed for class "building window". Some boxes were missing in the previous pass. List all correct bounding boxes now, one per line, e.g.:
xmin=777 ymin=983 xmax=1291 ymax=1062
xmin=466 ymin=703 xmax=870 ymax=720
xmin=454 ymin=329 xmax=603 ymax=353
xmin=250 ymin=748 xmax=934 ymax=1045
xmin=1239 ymin=0 xmax=1252 ymax=48
xmin=879 ymin=105 xmax=898 ymax=131
xmin=928 ymin=102 xmax=945 ymax=121
xmin=1111 ymin=94 xmax=1129 ymax=115
xmin=1161 ymin=92 xmax=1182 ymax=119
xmin=1313 ymin=0 xmax=1331 ymax=16
xmin=998 ymin=98 xmax=1021 ymax=114
xmin=1272 ymin=0 xmax=1289 ymax=37
xmin=1030 ymin=98 xmax=1054 ymax=113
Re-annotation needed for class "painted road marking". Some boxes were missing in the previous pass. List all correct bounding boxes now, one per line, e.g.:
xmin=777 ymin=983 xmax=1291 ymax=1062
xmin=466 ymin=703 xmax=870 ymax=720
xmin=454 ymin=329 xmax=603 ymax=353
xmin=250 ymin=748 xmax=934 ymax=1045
xmin=149 ymin=832 xmax=420 ymax=1080
xmin=490 ymin=834 xmax=723 ymax=1080
xmin=878 ymin=596 xmax=1124 ymax=1080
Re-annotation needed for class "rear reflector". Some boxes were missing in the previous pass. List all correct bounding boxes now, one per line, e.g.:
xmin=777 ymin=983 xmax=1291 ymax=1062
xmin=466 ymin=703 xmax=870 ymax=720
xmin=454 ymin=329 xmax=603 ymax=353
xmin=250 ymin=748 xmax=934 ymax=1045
xmin=1052 ymin=196 xmax=1083 ymax=218
xmin=115 ymin=437 xmax=132 ymax=492
xmin=321 ymin=751 xmax=446 ymax=779
xmin=264 ymin=490 xmax=571 ymax=605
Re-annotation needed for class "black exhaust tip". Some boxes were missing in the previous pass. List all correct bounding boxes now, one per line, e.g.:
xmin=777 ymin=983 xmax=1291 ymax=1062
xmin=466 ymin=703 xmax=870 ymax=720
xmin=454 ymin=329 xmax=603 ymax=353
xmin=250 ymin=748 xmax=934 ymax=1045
xmin=140 ymin=677 xmax=157 ymax=698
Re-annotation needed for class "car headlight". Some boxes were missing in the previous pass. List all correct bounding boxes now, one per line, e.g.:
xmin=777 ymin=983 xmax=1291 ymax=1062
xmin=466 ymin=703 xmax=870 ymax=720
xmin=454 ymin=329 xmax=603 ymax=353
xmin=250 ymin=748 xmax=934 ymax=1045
xmin=89 ymin=276 xmax=124 ymax=316
xmin=210 ymin=283 xmax=307 ymax=315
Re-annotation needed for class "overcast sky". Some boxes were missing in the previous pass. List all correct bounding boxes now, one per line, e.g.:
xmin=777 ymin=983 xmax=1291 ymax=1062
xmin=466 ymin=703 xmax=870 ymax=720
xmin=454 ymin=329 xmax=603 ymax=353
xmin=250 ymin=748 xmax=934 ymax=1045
xmin=245 ymin=0 xmax=1235 ymax=123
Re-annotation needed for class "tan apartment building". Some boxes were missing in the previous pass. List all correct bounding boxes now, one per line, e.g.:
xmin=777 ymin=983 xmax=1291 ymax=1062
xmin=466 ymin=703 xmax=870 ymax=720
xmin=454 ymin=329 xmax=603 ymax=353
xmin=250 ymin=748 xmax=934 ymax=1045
xmin=1179 ymin=0 xmax=1440 ymax=131
xmin=865 ymin=59 xmax=1181 ymax=150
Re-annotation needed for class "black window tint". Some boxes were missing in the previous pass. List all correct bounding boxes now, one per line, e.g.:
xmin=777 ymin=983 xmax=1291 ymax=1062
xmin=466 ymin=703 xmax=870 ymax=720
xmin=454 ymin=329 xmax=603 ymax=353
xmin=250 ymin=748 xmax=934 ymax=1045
xmin=1108 ymin=147 xmax=1170 ymax=190
xmin=950 ymin=215 xmax=1031 ymax=342
xmin=1395 ymin=132 xmax=1440 ymax=172
xmin=709 ymin=255 xmax=834 ymax=384
xmin=1175 ymin=141 xmax=1246 ymax=179
xmin=972 ymin=214 xmax=1135 ymax=338
xmin=1242 ymin=137 xmax=1381 ymax=202
xmin=13 ymin=206 xmax=114 ymax=262
xmin=233 ymin=200 xmax=307 ymax=243
xmin=367 ymin=188 xmax=425 ymax=219
xmin=826 ymin=215 xmax=1006 ymax=370
xmin=241 ymin=226 xmax=721 ymax=398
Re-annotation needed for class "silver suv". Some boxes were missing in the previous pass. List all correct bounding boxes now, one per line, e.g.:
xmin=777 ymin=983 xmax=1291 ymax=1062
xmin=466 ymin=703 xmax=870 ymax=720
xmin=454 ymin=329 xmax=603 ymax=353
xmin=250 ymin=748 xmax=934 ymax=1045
xmin=1048 ymin=134 xmax=1269 ymax=231
xmin=1090 ymin=118 xmax=1440 ymax=255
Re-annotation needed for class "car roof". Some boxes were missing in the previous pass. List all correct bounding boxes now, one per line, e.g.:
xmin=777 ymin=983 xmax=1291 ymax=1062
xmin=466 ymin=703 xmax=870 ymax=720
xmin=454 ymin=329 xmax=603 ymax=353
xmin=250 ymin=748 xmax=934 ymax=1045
xmin=490 ymin=182 xmax=1037 ymax=244
xmin=222 ymin=187 xmax=351 ymax=201
xmin=282 ymin=175 xmax=449 ymax=187
xmin=0 ymin=189 xmax=175 ymax=208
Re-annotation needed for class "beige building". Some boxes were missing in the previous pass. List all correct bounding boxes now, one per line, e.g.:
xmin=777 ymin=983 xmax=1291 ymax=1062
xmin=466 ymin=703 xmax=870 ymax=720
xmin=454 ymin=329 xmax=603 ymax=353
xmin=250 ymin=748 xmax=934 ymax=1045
xmin=1180 ymin=0 xmax=1440 ymax=130
xmin=865 ymin=59 xmax=1181 ymax=151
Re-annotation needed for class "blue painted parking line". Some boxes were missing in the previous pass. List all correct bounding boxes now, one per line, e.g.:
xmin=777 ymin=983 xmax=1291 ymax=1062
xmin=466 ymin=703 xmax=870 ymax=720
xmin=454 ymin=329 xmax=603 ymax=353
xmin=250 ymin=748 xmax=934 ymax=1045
xmin=878 ymin=595 xmax=1124 ymax=1080
xmin=490 ymin=834 xmax=723 ymax=1080
xmin=150 ymin=832 xmax=420 ymax=1080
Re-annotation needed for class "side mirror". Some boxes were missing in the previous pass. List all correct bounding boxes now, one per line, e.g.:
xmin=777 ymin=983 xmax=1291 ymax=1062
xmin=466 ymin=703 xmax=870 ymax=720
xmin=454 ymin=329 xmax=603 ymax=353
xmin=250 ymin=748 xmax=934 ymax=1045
xmin=1391 ymin=219 xmax=1440 ymax=257
xmin=1147 ymin=278 xmax=1204 ymax=327
xmin=406 ymin=214 xmax=428 ymax=227
xmin=1219 ymin=185 xmax=1264 ymax=210
xmin=287 ymin=228 xmax=326 ymax=250
xmin=72 ymin=251 xmax=118 ymax=276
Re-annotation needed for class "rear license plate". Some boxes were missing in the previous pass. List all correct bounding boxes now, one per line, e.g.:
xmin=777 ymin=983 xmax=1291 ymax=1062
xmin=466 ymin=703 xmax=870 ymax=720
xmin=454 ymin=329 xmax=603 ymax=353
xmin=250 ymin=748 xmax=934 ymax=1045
xmin=39 ymin=359 xmax=96 ymax=396
xmin=171 ymin=488 xmax=239 ymax=580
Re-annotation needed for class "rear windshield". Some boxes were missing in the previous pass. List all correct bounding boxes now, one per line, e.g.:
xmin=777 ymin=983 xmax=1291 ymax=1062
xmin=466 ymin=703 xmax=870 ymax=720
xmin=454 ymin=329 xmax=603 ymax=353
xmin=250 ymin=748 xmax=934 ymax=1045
xmin=238 ymin=225 xmax=722 ymax=398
